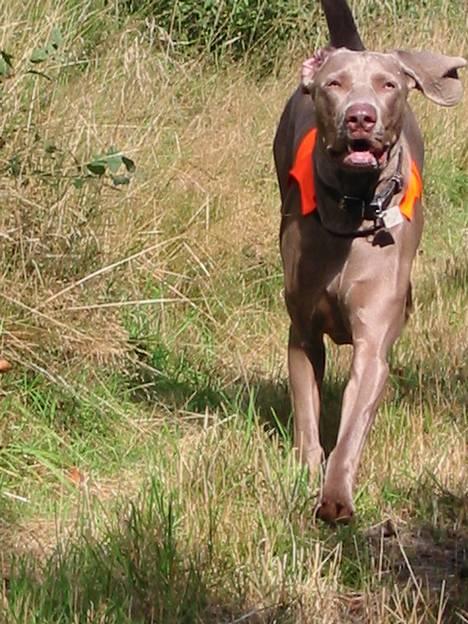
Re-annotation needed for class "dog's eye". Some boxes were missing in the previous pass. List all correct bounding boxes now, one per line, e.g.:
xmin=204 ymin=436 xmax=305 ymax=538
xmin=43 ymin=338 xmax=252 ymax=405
xmin=326 ymin=79 xmax=342 ymax=88
xmin=383 ymin=81 xmax=397 ymax=90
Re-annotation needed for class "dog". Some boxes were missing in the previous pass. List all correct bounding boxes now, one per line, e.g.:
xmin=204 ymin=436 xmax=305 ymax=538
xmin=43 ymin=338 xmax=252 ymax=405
xmin=273 ymin=0 xmax=466 ymax=523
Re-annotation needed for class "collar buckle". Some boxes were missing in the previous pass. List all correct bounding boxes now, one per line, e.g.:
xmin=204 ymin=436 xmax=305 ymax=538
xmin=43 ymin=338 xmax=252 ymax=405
xmin=340 ymin=195 xmax=366 ymax=213
xmin=369 ymin=196 xmax=385 ymax=216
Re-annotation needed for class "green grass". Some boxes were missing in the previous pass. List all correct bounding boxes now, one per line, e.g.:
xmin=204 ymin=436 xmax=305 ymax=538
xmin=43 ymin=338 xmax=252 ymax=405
xmin=0 ymin=0 xmax=467 ymax=622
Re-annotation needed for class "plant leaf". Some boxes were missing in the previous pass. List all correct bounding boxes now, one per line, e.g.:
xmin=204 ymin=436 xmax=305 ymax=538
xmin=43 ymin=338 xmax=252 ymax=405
xmin=86 ymin=161 xmax=106 ymax=175
xmin=0 ymin=50 xmax=13 ymax=77
xmin=50 ymin=27 xmax=63 ymax=50
xmin=8 ymin=156 xmax=21 ymax=177
xmin=111 ymin=175 xmax=130 ymax=186
xmin=72 ymin=177 xmax=85 ymax=189
xmin=0 ymin=359 xmax=12 ymax=373
xmin=30 ymin=47 xmax=49 ymax=63
xmin=122 ymin=156 xmax=136 ymax=173
xmin=105 ymin=154 xmax=123 ymax=173
xmin=26 ymin=69 xmax=52 ymax=80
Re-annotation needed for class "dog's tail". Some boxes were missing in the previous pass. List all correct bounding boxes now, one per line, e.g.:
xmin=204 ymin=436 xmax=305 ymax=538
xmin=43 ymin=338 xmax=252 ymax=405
xmin=320 ymin=0 xmax=365 ymax=50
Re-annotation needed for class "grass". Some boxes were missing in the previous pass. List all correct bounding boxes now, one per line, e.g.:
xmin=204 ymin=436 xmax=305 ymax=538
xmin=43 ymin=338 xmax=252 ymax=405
xmin=0 ymin=0 xmax=467 ymax=622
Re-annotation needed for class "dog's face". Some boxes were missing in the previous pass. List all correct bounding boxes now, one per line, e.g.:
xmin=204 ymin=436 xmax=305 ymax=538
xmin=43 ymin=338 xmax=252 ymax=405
xmin=307 ymin=51 xmax=408 ymax=171
xmin=302 ymin=48 xmax=466 ymax=173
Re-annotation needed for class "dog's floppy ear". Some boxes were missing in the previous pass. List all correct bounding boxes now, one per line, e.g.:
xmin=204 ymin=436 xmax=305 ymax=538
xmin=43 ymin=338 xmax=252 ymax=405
xmin=301 ymin=48 xmax=335 ymax=93
xmin=393 ymin=50 xmax=467 ymax=106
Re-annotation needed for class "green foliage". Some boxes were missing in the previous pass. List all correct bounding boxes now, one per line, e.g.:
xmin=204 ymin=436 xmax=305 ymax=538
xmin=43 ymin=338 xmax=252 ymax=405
xmin=6 ymin=480 xmax=209 ymax=623
xmin=85 ymin=148 xmax=136 ymax=186
xmin=123 ymin=0 xmax=316 ymax=63
xmin=30 ymin=26 xmax=63 ymax=64
xmin=117 ymin=0 xmax=466 ymax=65
xmin=1 ymin=28 xmax=64 ymax=83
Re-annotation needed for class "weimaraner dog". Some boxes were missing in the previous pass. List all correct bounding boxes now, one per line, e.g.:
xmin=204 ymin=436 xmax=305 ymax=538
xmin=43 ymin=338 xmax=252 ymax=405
xmin=274 ymin=0 xmax=466 ymax=522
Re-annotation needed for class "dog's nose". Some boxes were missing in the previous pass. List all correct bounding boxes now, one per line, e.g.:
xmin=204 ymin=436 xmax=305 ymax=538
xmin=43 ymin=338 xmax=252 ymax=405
xmin=345 ymin=103 xmax=377 ymax=134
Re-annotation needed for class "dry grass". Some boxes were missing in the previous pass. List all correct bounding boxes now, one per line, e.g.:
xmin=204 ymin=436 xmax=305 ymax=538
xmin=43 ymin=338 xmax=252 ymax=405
xmin=0 ymin=1 xmax=467 ymax=622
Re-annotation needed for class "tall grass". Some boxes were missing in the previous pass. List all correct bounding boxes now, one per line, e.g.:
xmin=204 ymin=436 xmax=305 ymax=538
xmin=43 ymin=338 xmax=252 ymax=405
xmin=0 ymin=0 xmax=467 ymax=622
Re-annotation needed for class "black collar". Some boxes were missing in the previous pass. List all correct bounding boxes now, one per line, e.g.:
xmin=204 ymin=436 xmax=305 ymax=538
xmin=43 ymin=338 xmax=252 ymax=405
xmin=316 ymin=148 xmax=404 ymax=238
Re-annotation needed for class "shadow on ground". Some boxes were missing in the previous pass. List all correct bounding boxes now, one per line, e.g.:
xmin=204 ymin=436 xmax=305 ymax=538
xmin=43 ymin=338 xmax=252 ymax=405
xmin=4 ymin=481 xmax=466 ymax=623
xmin=123 ymin=341 xmax=349 ymax=452
xmin=376 ymin=491 xmax=467 ymax=622
xmin=330 ymin=484 xmax=468 ymax=623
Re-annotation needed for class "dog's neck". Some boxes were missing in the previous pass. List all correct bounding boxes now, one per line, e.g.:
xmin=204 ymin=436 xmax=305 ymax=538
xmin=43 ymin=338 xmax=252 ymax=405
xmin=312 ymin=136 xmax=405 ymax=235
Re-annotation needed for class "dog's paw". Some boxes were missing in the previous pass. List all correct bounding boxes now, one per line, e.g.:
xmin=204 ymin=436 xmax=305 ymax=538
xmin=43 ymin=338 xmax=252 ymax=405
xmin=316 ymin=498 xmax=354 ymax=525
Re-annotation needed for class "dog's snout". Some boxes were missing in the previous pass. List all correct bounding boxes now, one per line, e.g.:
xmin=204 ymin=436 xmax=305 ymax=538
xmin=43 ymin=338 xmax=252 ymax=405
xmin=345 ymin=103 xmax=377 ymax=134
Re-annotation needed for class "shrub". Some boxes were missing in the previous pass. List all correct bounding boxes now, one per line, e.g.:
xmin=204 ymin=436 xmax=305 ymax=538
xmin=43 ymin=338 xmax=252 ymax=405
xmin=121 ymin=0 xmax=317 ymax=63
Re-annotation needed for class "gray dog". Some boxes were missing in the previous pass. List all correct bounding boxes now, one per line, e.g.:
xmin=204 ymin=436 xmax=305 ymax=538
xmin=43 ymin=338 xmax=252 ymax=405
xmin=273 ymin=0 xmax=466 ymax=523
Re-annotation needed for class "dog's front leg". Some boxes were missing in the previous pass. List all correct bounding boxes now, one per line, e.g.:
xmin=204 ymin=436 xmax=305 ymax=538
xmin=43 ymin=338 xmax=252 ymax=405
xmin=317 ymin=297 xmax=405 ymax=523
xmin=288 ymin=324 xmax=325 ymax=474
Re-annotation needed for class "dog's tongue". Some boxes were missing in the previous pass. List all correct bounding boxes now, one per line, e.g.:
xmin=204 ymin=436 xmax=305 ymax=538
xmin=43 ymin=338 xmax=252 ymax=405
xmin=343 ymin=150 xmax=378 ymax=168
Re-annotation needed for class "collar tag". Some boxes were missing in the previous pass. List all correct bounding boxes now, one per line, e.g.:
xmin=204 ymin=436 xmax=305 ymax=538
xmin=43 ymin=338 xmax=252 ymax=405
xmin=382 ymin=204 xmax=404 ymax=229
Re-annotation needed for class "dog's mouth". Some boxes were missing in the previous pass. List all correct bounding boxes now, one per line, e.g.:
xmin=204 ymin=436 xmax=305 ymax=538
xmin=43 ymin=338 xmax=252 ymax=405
xmin=341 ymin=139 xmax=388 ymax=170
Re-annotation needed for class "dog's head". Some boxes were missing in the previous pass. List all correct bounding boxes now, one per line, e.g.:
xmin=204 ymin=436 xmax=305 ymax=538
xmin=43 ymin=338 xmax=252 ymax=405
xmin=301 ymin=48 xmax=466 ymax=172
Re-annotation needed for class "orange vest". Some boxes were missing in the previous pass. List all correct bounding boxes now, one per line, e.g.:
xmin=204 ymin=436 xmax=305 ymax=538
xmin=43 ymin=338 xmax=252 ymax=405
xmin=289 ymin=128 xmax=422 ymax=220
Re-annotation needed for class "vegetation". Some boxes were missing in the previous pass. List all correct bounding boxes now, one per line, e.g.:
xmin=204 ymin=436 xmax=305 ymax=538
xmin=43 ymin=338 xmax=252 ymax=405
xmin=0 ymin=0 xmax=466 ymax=622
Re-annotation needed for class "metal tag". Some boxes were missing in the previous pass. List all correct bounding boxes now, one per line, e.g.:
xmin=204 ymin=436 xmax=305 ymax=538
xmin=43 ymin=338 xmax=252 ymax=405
xmin=382 ymin=204 xmax=404 ymax=229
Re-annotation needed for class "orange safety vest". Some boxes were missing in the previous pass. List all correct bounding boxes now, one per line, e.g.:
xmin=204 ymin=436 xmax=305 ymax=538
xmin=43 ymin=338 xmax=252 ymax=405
xmin=289 ymin=128 xmax=422 ymax=220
